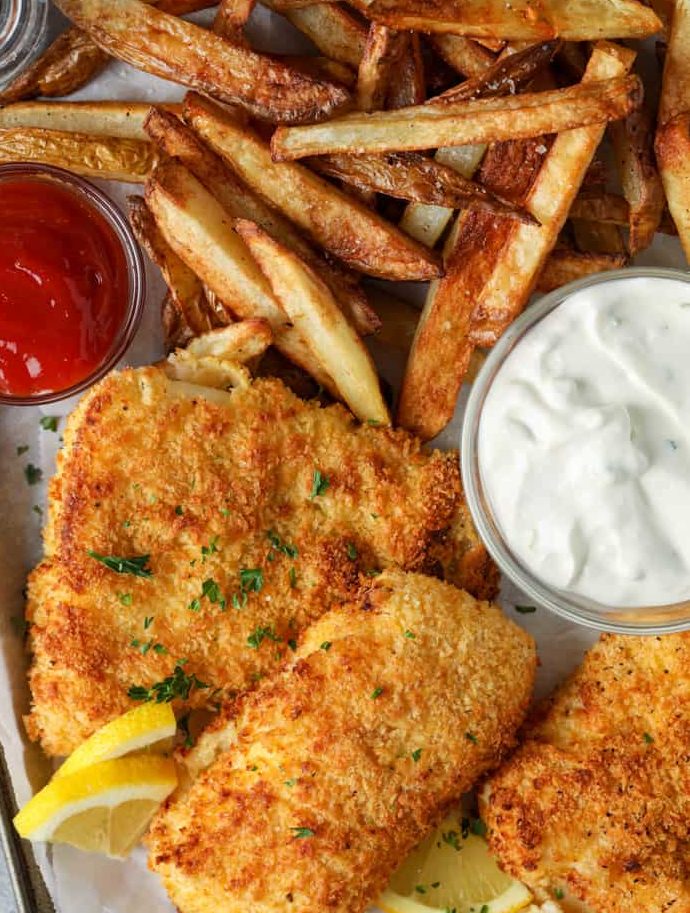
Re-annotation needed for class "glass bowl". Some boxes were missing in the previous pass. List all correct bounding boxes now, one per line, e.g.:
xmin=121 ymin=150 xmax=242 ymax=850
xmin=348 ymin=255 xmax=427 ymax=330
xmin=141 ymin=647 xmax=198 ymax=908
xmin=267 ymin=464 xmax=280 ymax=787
xmin=0 ymin=0 xmax=49 ymax=93
xmin=461 ymin=266 xmax=690 ymax=635
xmin=0 ymin=163 xmax=145 ymax=406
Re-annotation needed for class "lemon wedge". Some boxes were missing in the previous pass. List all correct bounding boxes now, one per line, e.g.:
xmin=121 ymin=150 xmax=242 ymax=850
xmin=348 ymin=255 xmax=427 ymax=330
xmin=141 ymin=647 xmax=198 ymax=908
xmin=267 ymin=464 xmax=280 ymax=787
xmin=55 ymin=703 xmax=176 ymax=778
xmin=378 ymin=809 xmax=532 ymax=913
xmin=14 ymin=755 xmax=177 ymax=858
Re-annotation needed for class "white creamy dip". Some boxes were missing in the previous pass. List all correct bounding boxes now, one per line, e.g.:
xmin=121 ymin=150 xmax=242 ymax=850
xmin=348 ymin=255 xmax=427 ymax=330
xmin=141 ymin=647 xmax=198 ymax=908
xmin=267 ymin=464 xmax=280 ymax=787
xmin=478 ymin=275 xmax=690 ymax=608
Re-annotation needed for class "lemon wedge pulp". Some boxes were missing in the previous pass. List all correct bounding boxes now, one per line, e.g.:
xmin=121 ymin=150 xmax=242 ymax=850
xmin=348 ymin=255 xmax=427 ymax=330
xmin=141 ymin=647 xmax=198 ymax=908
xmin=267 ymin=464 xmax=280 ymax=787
xmin=14 ymin=755 xmax=177 ymax=858
xmin=378 ymin=808 xmax=532 ymax=913
xmin=55 ymin=702 xmax=176 ymax=778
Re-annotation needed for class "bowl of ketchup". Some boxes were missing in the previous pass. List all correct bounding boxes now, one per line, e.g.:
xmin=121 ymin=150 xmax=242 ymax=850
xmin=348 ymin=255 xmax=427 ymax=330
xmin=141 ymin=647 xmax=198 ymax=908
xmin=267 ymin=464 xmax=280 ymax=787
xmin=0 ymin=163 xmax=145 ymax=404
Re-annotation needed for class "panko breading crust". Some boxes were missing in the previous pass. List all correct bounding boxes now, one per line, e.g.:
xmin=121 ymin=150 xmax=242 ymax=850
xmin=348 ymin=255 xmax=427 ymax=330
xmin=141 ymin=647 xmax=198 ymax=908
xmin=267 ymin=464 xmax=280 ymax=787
xmin=147 ymin=569 xmax=536 ymax=913
xmin=26 ymin=367 xmax=496 ymax=757
xmin=483 ymin=633 xmax=690 ymax=913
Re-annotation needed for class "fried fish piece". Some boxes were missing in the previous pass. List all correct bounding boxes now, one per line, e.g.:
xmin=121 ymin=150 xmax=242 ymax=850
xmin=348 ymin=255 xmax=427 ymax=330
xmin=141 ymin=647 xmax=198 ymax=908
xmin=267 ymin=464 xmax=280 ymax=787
xmin=26 ymin=368 xmax=495 ymax=757
xmin=147 ymin=569 xmax=536 ymax=913
xmin=483 ymin=633 xmax=690 ymax=913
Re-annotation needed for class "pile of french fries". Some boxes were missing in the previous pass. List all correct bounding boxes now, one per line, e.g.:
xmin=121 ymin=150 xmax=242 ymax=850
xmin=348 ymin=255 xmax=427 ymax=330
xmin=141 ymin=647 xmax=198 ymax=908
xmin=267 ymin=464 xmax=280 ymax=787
xmin=2 ymin=0 xmax=689 ymax=438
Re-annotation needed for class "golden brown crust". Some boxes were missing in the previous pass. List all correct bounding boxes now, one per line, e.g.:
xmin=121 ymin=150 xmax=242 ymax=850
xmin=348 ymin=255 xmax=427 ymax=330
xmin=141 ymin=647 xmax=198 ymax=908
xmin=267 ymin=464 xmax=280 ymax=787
xmin=147 ymin=569 xmax=536 ymax=913
xmin=27 ymin=368 xmax=494 ymax=757
xmin=483 ymin=633 xmax=690 ymax=912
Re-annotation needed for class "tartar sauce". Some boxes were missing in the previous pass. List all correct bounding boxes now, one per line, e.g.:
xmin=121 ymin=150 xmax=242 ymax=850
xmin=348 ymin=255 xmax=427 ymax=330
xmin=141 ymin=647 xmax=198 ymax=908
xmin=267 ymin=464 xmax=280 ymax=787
xmin=479 ymin=275 xmax=690 ymax=608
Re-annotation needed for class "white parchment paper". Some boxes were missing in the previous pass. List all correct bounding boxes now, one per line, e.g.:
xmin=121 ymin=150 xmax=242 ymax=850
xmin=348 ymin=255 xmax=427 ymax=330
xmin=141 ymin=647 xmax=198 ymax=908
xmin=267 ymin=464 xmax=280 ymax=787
xmin=0 ymin=9 xmax=687 ymax=911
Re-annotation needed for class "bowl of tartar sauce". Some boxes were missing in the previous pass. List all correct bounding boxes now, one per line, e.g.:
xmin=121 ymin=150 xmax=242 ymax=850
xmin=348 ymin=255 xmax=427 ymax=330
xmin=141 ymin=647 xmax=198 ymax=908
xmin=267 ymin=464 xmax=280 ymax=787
xmin=462 ymin=267 xmax=690 ymax=634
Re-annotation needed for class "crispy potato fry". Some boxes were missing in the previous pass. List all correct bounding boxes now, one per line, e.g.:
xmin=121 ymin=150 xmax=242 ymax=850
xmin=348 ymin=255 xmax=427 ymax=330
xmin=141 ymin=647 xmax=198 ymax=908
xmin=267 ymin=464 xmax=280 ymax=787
xmin=53 ymin=0 xmax=349 ymax=125
xmin=609 ymin=105 xmax=665 ymax=254
xmin=658 ymin=0 xmax=690 ymax=125
xmin=163 ymin=350 xmax=252 ymax=389
xmin=356 ymin=24 xmax=408 ymax=112
xmin=186 ymin=320 xmax=273 ymax=362
xmin=235 ymin=219 xmax=390 ymax=424
xmin=569 ymin=192 xmax=630 ymax=225
xmin=536 ymin=249 xmax=627 ymax=292
xmin=277 ymin=55 xmax=356 ymax=89
xmin=344 ymin=0 xmax=661 ymax=40
xmin=261 ymin=0 xmax=367 ymax=68
xmin=128 ymin=196 xmax=219 ymax=334
xmin=145 ymin=160 xmax=336 ymax=392
xmin=572 ymin=218 xmax=627 ymax=254
xmin=185 ymin=93 xmax=441 ymax=281
xmin=396 ymin=41 xmax=635 ymax=440
xmin=161 ymin=293 xmax=196 ymax=352
xmin=307 ymin=151 xmax=536 ymax=222
xmin=428 ymin=36 xmax=496 ymax=77
xmin=213 ymin=0 xmax=255 ymax=43
xmin=0 ymin=126 xmax=156 ymax=181
xmin=0 ymin=101 xmax=181 ymax=140
xmin=0 ymin=27 xmax=109 ymax=104
xmin=656 ymin=113 xmax=690 ymax=261
xmin=145 ymin=105 xmax=379 ymax=335
xmin=271 ymin=74 xmax=642 ymax=158
xmin=387 ymin=34 xmax=425 ymax=108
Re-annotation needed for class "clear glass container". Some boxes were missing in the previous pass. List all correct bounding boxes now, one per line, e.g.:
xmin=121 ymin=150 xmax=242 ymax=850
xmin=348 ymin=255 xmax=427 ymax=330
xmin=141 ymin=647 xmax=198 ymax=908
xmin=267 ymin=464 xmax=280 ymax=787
xmin=461 ymin=266 xmax=690 ymax=636
xmin=0 ymin=163 xmax=146 ymax=406
xmin=0 ymin=0 xmax=50 ymax=93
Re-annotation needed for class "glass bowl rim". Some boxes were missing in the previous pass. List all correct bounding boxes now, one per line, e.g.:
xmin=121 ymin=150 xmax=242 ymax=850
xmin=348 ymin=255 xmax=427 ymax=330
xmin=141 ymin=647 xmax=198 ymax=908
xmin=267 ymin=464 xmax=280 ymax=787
xmin=461 ymin=265 xmax=690 ymax=636
xmin=0 ymin=162 xmax=145 ymax=406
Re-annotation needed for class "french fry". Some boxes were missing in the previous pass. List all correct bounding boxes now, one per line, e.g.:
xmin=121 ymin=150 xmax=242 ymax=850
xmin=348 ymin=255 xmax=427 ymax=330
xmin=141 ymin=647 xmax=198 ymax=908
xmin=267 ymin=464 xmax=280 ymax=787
xmin=307 ymin=151 xmax=536 ymax=222
xmin=164 ymin=350 xmax=253 ymax=389
xmin=235 ymin=219 xmax=390 ymax=424
xmin=145 ymin=106 xmax=379 ymax=336
xmin=161 ymin=293 xmax=195 ymax=353
xmin=396 ymin=41 xmax=636 ymax=440
xmin=184 ymin=93 xmax=442 ymax=281
xmin=186 ymin=321 xmax=273 ymax=363
xmin=344 ymin=0 xmax=661 ymax=40
xmin=572 ymin=218 xmax=627 ymax=254
xmin=356 ymin=24 xmax=408 ymax=111
xmin=656 ymin=0 xmax=690 ymax=262
xmin=271 ymin=74 xmax=642 ymax=158
xmin=277 ymin=56 xmax=356 ymax=89
xmin=0 ymin=127 xmax=156 ymax=181
xmin=260 ymin=0 xmax=367 ymax=68
xmin=569 ymin=192 xmax=630 ymax=225
xmin=428 ymin=36 xmax=496 ymax=77
xmin=536 ymin=249 xmax=627 ymax=292
xmin=213 ymin=0 xmax=255 ymax=43
xmin=609 ymin=105 xmax=665 ymax=254
xmin=0 ymin=101 xmax=180 ymax=141
xmin=128 ymin=196 xmax=219 ymax=334
xmin=0 ymin=27 xmax=109 ymax=104
xmin=145 ymin=160 xmax=337 ymax=393
xmin=387 ymin=34 xmax=425 ymax=109
xmin=53 ymin=0 xmax=349 ymax=125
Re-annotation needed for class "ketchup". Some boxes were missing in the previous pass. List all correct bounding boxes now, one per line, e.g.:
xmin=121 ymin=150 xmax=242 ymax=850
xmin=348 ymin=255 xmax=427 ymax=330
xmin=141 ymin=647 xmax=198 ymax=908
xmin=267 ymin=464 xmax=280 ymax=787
xmin=0 ymin=177 xmax=129 ymax=397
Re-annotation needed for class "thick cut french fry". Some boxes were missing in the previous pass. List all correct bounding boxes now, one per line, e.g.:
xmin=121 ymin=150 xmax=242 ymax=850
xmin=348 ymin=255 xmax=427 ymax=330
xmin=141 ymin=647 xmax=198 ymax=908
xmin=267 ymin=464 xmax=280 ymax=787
xmin=536 ymin=249 xmax=627 ymax=292
xmin=261 ymin=0 xmax=367 ymax=68
xmin=656 ymin=113 xmax=690 ymax=261
xmin=186 ymin=321 xmax=273 ymax=363
xmin=213 ymin=0 xmax=255 ymax=43
xmin=145 ymin=160 xmax=336 ymax=393
xmin=0 ymin=127 xmax=156 ymax=181
xmin=145 ymin=106 xmax=379 ymax=336
xmin=307 ymin=151 xmax=536 ymax=222
xmin=53 ymin=0 xmax=349 ymax=125
xmin=0 ymin=27 xmax=109 ymax=104
xmin=344 ymin=0 xmax=661 ymax=40
xmin=572 ymin=217 xmax=627 ymax=254
xmin=128 ymin=196 xmax=220 ymax=334
xmin=609 ymin=106 xmax=665 ymax=254
xmin=161 ymin=293 xmax=195 ymax=352
xmin=356 ymin=24 xmax=408 ymax=112
xmin=428 ymin=36 xmax=496 ymax=77
xmin=235 ymin=220 xmax=390 ymax=424
xmin=569 ymin=192 xmax=630 ymax=225
xmin=396 ymin=41 xmax=635 ymax=440
xmin=184 ymin=93 xmax=441 ymax=281
xmin=271 ymin=74 xmax=642 ymax=158
xmin=658 ymin=0 xmax=690 ymax=125
xmin=387 ymin=34 xmax=425 ymax=108
xmin=0 ymin=101 xmax=180 ymax=140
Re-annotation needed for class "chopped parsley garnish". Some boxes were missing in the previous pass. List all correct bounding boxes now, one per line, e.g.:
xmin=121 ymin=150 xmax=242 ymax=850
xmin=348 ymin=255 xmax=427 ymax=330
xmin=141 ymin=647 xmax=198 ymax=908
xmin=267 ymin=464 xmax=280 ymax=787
xmin=553 ymin=889 xmax=564 ymax=901
xmin=367 ymin=419 xmax=382 ymax=426
xmin=117 ymin=592 xmax=133 ymax=606
xmin=431 ymin=882 xmax=440 ymax=889
xmin=287 ymin=638 xmax=297 ymax=651
xmin=220 ymin=507 xmax=231 ymax=517
xmin=515 ymin=605 xmax=536 ymax=614
xmin=24 ymin=464 xmax=42 ymax=485
xmin=88 ymin=552 xmax=152 ymax=577
xmin=241 ymin=567 xmax=264 ymax=593
xmin=177 ymin=712 xmax=194 ymax=748
xmin=643 ymin=731 xmax=654 ymax=744
xmin=32 ymin=505 xmax=42 ymax=516
xmin=284 ymin=778 xmax=297 ymax=787
xmin=201 ymin=535 xmax=220 ymax=560
xmin=310 ymin=469 xmax=330 ymax=499
xmin=201 ymin=577 xmax=226 ymax=610
xmin=130 ymin=638 xmax=167 ymax=656
xmin=290 ymin=827 xmax=314 ymax=839
xmin=144 ymin=615 xmax=154 ymax=629
xmin=247 ymin=624 xmax=280 ymax=650
xmin=480 ymin=906 xmax=490 ymax=913
xmin=175 ymin=505 xmax=184 ymax=516
xmin=371 ymin=686 xmax=383 ymax=699
xmin=404 ymin=630 xmax=416 ymax=639
xmin=188 ymin=598 xmax=201 ymax=612
xmin=320 ymin=641 xmax=332 ymax=651
xmin=267 ymin=530 xmax=298 ymax=559
xmin=465 ymin=731 xmax=478 ymax=744
xmin=466 ymin=817 xmax=486 ymax=837
xmin=16 ymin=445 xmax=29 ymax=456
xmin=415 ymin=886 xmax=426 ymax=895
xmin=289 ymin=566 xmax=297 ymax=589
xmin=411 ymin=748 xmax=423 ymax=763
xmin=346 ymin=542 xmax=358 ymax=560
xmin=39 ymin=416 xmax=58 ymax=432
xmin=442 ymin=830 xmax=460 ymax=850
xmin=128 ymin=661 xmax=208 ymax=703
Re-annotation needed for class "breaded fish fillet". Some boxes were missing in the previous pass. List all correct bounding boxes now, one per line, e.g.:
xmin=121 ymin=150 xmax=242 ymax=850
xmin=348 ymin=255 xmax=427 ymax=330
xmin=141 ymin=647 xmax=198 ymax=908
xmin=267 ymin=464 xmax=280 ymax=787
xmin=483 ymin=633 xmax=690 ymax=913
xmin=146 ymin=569 xmax=536 ymax=913
xmin=26 ymin=367 xmax=496 ymax=757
